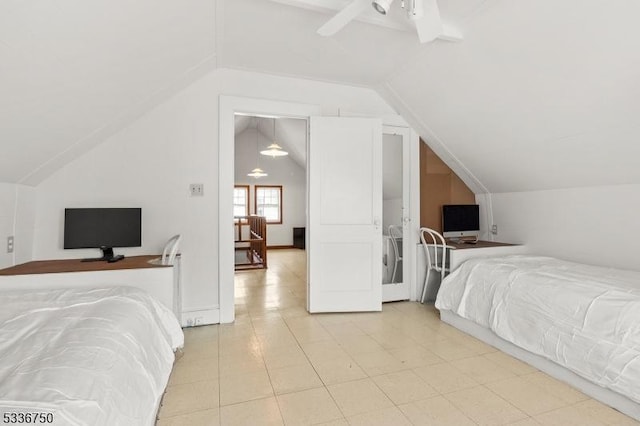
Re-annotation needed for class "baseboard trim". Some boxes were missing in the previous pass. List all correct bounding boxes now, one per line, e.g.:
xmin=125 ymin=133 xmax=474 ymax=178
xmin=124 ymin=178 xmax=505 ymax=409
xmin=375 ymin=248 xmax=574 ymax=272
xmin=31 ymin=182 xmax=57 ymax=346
xmin=181 ymin=307 xmax=220 ymax=327
xmin=267 ymin=245 xmax=296 ymax=250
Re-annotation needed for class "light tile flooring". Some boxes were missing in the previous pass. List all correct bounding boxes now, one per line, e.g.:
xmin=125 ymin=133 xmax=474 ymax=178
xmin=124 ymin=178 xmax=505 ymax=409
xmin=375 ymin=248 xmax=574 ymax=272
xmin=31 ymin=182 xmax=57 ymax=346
xmin=157 ymin=249 xmax=638 ymax=425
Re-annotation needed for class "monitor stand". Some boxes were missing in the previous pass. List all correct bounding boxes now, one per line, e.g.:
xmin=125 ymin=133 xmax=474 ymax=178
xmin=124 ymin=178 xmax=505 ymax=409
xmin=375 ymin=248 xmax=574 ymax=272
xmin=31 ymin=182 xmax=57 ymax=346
xmin=449 ymin=235 xmax=480 ymax=245
xmin=81 ymin=247 xmax=125 ymax=263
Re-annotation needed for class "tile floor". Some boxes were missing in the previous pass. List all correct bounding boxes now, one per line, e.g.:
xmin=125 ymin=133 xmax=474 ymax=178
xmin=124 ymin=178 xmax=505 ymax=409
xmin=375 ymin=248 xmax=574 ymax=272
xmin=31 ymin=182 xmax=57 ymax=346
xmin=157 ymin=249 xmax=638 ymax=425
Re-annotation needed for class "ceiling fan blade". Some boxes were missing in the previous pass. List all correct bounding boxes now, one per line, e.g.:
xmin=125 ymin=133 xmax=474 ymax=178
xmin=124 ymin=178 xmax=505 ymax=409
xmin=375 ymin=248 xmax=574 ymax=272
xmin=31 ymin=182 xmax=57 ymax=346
xmin=317 ymin=0 xmax=371 ymax=37
xmin=410 ymin=0 xmax=443 ymax=43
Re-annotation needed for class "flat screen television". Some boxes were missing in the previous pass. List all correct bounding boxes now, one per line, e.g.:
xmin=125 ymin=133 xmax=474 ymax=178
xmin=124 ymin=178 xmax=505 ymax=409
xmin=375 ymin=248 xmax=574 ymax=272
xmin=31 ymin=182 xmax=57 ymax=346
xmin=64 ymin=208 xmax=142 ymax=262
xmin=442 ymin=204 xmax=480 ymax=240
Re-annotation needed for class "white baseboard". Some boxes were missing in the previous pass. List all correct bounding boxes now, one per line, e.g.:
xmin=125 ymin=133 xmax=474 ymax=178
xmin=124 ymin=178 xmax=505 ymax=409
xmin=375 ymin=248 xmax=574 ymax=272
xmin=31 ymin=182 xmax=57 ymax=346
xmin=181 ymin=306 xmax=220 ymax=327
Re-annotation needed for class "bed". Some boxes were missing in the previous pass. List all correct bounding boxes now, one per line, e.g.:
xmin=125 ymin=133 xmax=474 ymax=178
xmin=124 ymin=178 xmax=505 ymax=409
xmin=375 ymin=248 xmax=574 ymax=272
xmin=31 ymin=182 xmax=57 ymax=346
xmin=0 ymin=286 xmax=184 ymax=426
xmin=435 ymin=255 xmax=640 ymax=420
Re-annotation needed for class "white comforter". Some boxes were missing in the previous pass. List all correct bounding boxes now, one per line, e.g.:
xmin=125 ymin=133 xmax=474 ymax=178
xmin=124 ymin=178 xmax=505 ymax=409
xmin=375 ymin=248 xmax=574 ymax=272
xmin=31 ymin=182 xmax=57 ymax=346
xmin=436 ymin=255 xmax=640 ymax=404
xmin=0 ymin=286 xmax=184 ymax=426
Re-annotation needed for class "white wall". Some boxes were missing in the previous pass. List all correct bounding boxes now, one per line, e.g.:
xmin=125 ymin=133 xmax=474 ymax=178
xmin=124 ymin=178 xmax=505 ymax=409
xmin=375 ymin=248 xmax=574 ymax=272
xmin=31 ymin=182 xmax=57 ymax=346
xmin=490 ymin=184 xmax=640 ymax=271
xmin=32 ymin=68 xmax=396 ymax=320
xmin=235 ymin=127 xmax=305 ymax=246
xmin=0 ymin=183 xmax=36 ymax=269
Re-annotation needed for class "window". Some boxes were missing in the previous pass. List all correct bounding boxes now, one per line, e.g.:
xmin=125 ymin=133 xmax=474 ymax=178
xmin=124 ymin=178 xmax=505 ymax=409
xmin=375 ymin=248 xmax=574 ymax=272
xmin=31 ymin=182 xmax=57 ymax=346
xmin=233 ymin=185 xmax=249 ymax=217
xmin=255 ymin=185 xmax=282 ymax=224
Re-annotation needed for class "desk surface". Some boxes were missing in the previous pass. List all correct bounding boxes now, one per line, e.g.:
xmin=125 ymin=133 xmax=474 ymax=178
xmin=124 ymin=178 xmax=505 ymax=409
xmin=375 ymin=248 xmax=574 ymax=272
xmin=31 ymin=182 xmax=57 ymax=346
xmin=0 ymin=255 xmax=169 ymax=276
xmin=446 ymin=240 xmax=518 ymax=250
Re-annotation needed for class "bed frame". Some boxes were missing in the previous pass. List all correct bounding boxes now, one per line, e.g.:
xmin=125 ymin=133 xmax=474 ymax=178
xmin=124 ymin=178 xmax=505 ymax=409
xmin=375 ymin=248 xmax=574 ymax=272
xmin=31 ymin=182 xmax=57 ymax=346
xmin=440 ymin=310 xmax=640 ymax=421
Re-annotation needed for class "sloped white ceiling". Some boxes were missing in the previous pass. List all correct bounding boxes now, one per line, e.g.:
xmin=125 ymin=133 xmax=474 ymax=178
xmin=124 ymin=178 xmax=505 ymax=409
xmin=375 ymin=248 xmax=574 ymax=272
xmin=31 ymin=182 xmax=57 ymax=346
xmin=0 ymin=0 xmax=215 ymax=184
xmin=3 ymin=0 xmax=640 ymax=195
xmin=383 ymin=0 xmax=640 ymax=193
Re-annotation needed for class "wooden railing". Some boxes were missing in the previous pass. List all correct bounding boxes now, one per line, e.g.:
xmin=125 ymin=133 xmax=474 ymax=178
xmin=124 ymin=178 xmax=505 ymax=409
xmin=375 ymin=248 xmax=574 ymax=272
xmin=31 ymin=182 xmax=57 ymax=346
xmin=234 ymin=215 xmax=267 ymax=270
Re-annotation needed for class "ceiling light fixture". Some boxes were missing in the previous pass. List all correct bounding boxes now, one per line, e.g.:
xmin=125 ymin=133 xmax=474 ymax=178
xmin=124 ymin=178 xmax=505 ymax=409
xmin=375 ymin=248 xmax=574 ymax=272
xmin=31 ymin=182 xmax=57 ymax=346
xmin=247 ymin=167 xmax=268 ymax=178
xmin=372 ymin=0 xmax=394 ymax=15
xmin=248 ymin=118 xmax=268 ymax=178
xmin=260 ymin=118 xmax=288 ymax=157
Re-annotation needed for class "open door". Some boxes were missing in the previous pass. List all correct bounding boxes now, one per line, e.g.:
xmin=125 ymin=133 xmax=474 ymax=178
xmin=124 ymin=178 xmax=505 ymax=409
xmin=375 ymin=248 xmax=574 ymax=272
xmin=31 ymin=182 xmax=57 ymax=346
xmin=381 ymin=127 xmax=412 ymax=302
xmin=308 ymin=117 xmax=382 ymax=313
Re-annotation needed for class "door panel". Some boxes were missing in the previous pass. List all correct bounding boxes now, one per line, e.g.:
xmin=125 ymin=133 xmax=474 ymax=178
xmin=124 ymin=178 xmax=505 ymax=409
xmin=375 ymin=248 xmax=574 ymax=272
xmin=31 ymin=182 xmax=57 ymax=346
xmin=308 ymin=117 xmax=382 ymax=313
xmin=382 ymin=128 xmax=412 ymax=302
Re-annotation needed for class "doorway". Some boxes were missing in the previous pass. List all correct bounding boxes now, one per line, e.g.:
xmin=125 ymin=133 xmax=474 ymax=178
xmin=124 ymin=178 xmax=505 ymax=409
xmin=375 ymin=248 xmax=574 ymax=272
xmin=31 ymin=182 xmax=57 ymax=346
xmin=233 ymin=114 xmax=308 ymax=315
xmin=219 ymin=96 xmax=419 ymax=323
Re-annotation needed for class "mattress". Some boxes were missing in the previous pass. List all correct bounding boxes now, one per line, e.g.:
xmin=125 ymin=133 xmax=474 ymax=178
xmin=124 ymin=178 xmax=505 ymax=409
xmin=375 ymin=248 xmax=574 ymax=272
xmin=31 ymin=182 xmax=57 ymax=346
xmin=435 ymin=255 xmax=640 ymax=404
xmin=0 ymin=286 xmax=184 ymax=426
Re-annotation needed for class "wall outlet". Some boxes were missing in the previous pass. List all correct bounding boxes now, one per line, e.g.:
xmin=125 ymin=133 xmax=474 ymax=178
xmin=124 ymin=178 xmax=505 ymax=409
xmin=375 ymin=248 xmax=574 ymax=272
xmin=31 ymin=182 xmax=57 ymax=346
xmin=184 ymin=317 xmax=204 ymax=327
xmin=7 ymin=236 xmax=14 ymax=253
xmin=491 ymin=224 xmax=498 ymax=235
xmin=189 ymin=183 xmax=204 ymax=196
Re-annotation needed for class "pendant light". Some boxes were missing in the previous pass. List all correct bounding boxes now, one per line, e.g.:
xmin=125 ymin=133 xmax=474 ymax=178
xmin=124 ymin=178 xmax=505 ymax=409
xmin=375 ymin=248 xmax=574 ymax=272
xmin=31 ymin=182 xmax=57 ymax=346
xmin=247 ymin=167 xmax=267 ymax=178
xmin=247 ymin=119 xmax=268 ymax=178
xmin=260 ymin=118 xmax=288 ymax=157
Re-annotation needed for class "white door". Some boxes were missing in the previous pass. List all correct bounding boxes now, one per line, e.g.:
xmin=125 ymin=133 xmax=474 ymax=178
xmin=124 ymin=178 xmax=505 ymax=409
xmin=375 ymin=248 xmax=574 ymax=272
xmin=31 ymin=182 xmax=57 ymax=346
xmin=308 ymin=117 xmax=382 ymax=313
xmin=381 ymin=127 xmax=412 ymax=302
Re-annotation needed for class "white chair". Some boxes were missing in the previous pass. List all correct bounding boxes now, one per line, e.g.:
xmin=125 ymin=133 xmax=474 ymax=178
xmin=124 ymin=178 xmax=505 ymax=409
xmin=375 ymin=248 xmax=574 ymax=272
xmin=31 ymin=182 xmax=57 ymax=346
xmin=161 ymin=234 xmax=181 ymax=265
xmin=388 ymin=225 xmax=403 ymax=283
xmin=419 ymin=228 xmax=448 ymax=303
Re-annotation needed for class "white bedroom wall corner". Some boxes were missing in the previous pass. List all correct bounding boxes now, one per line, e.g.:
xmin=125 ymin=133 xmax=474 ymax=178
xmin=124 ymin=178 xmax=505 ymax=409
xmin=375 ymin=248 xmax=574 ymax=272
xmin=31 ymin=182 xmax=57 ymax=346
xmin=489 ymin=183 xmax=640 ymax=271
xmin=475 ymin=192 xmax=494 ymax=242
xmin=0 ymin=184 xmax=18 ymax=269
xmin=0 ymin=183 xmax=35 ymax=268
xmin=13 ymin=185 xmax=37 ymax=265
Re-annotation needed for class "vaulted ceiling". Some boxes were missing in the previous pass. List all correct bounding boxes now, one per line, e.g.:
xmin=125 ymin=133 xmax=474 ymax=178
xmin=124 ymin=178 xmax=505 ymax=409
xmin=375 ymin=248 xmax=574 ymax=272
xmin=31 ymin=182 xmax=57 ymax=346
xmin=234 ymin=116 xmax=307 ymax=169
xmin=2 ymin=0 xmax=639 ymax=193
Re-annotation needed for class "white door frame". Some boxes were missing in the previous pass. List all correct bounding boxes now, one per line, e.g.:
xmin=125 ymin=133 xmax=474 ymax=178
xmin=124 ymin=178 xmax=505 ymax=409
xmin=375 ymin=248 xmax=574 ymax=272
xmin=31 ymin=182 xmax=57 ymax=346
xmin=219 ymin=96 xmax=421 ymax=323
xmin=408 ymin=128 xmax=420 ymax=301
xmin=218 ymin=96 xmax=321 ymax=323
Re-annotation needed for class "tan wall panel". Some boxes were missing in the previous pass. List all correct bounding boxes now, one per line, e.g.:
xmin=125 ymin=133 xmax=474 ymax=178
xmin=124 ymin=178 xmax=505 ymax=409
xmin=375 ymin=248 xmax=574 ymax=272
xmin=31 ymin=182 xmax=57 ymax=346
xmin=420 ymin=140 xmax=475 ymax=231
xmin=451 ymin=173 xmax=475 ymax=204
xmin=425 ymin=145 xmax=450 ymax=174
xmin=423 ymin=174 xmax=451 ymax=232
xmin=420 ymin=142 xmax=430 ymax=227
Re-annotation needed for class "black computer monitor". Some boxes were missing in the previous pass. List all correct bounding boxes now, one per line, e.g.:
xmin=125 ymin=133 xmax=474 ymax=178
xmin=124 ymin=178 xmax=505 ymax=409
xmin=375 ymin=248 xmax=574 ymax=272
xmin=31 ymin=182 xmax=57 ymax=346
xmin=442 ymin=204 xmax=480 ymax=239
xmin=64 ymin=208 xmax=142 ymax=262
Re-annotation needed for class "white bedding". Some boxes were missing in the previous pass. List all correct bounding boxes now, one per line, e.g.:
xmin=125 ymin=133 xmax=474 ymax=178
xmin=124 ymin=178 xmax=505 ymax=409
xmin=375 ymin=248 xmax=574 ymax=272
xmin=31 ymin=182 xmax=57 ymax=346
xmin=0 ymin=286 xmax=184 ymax=426
xmin=435 ymin=255 xmax=640 ymax=404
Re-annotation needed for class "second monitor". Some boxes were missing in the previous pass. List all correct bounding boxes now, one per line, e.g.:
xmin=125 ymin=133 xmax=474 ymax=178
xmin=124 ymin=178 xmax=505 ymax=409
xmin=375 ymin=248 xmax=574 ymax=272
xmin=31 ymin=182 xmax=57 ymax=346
xmin=442 ymin=204 xmax=480 ymax=242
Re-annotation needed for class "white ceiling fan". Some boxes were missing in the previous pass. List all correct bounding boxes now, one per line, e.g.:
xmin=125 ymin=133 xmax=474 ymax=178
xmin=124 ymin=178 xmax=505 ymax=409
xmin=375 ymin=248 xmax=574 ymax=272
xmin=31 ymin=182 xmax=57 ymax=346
xmin=317 ymin=0 xmax=461 ymax=44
